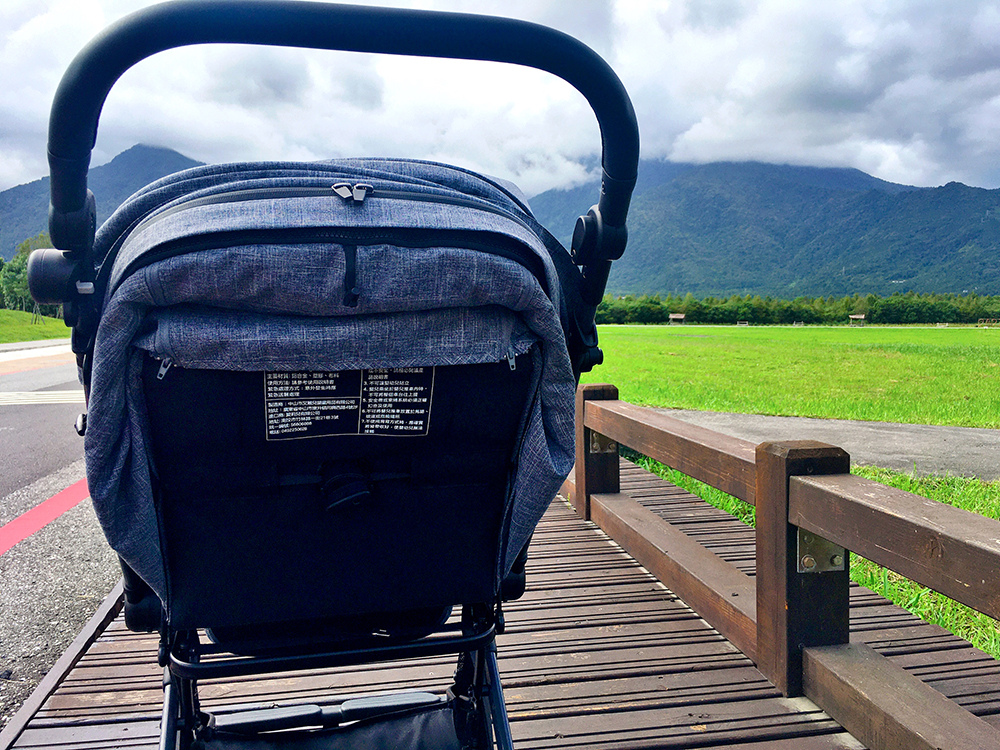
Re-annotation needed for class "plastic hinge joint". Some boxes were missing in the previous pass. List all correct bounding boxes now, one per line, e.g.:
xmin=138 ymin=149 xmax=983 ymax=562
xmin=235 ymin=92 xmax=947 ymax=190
xmin=49 ymin=190 xmax=97 ymax=254
xmin=570 ymin=205 xmax=627 ymax=265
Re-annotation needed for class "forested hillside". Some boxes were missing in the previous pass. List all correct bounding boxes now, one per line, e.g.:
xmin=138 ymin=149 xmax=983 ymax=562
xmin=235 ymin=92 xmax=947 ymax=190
xmin=529 ymin=161 xmax=1000 ymax=297
xmin=4 ymin=148 xmax=998 ymax=298
xmin=0 ymin=145 xmax=202 ymax=259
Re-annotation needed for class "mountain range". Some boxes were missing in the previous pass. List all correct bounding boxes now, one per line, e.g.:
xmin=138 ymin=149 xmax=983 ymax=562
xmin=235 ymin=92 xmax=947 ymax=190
xmin=0 ymin=145 xmax=203 ymax=260
xmin=529 ymin=161 xmax=1000 ymax=297
xmin=3 ymin=145 xmax=998 ymax=297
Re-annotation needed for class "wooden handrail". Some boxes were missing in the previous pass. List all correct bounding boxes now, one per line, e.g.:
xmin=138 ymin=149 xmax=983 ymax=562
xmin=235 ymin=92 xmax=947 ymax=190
xmin=580 ymin=393 xmax=1000 ymax=630
xmin=803 ymin=643 xmax=1000 ymax=750
xmin=573 ymin=384 xmax=1000 ymax=750
xmin=790 ymin=472 xmax=1000 ymax=620
xmin=584 ymin=399 xmax=756 ymax=504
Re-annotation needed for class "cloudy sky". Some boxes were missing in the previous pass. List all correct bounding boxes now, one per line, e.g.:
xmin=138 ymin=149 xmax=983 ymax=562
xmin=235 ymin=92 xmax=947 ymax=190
xmin=2 ymin=0 xmax=1000 ymax=196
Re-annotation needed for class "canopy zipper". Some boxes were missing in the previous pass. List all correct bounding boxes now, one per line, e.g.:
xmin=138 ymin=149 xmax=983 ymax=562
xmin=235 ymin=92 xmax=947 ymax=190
xmin=108 ymin=226 xmax=548 ymax=300
xmin=99 ymin=183 xmax=539 ymax=302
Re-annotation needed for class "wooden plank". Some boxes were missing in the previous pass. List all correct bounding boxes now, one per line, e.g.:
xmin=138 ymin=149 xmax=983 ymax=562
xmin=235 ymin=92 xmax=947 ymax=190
xmin=505 ymin=665 xmax=781 ymax=712
xmin=9 ymin=497 xmax=870 ymax=750
xmin=755 ymin=442 xmax=851 ymax=697
xmin=722 ymin=738 xmax=866 ymax=750
xmin=12 ymin=719 xmax=159 ymax=749
xmin=585 ymin=399 xmax=757 ymax=503
xmin=0 ymin=581 xmax=124 ymax=750
xmin=803 ymin=643 xmax=1000 ymax=750
xmin=590 ymin=491 xmax=758 ymax=661
xmin=574 ymin=384 xmax=620 ymax=519
xmin=515 ymin=695 xmax=846 ymax=749
xmin=790 ymin=473 xmax=1000 ymax=620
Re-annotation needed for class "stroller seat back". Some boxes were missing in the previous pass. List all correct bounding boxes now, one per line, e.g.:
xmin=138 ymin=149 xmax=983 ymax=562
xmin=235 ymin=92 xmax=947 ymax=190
xmin=81 ymin=158 xmax=578 ymax=622
xmin=143 ymin=349 xmax=536 ymax=631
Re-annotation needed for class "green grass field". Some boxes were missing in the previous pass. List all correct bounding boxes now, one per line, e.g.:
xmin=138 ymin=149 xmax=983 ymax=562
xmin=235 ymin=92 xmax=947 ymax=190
xmin=593 ymin=324 xmax=1000 ymax=657
xmin=0 ymin=310 xmax=68 ymax=344
xmin=5 ymin=316 xmax=998 ymax=654
xmin=582 ymin=324 xmax=1000 ymax=428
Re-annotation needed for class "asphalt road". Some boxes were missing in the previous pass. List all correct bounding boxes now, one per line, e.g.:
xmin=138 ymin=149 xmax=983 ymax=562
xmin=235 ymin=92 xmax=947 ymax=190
xmin=0 ymin=341 xmax=118 ymax=731
xmin=0 ymin=348 xmax=88 ymax=501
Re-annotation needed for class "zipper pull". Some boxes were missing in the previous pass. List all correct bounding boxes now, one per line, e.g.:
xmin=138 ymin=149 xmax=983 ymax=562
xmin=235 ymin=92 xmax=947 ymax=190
xmin=506 ymin=349 xmax=517 ymax=371
xmin=352 ymin=183 xmax=372 ymax=203
xmin=156 ymin=357 xmax=174 ymax=380
xmin=332 ymin=183 xmax=372 ymax=204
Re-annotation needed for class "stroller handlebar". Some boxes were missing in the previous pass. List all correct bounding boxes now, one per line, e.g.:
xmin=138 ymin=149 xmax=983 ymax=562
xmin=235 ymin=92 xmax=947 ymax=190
xmin=46 ymin=0 xmax=639 ymax=252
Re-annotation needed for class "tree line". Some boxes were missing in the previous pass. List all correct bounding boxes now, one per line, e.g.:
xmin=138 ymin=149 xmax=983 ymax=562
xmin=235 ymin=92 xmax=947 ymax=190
xmin=597 ymin=292 xmax=1000 ymax=325
xmin=5 ymin=230 xmax=999 ymax=326
xmin=0 ymin=232 xmax=59 ymax=316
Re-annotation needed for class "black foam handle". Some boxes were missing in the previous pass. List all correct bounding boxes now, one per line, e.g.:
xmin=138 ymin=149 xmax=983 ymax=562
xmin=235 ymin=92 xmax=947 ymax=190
xmin=47 ymin=0 xmax=640 ymax=248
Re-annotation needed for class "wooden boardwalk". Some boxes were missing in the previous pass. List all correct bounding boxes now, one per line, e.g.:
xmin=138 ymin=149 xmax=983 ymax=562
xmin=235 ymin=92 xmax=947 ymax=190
xmin=618 ymin=460 xmax=1000 ymax=729
xmin=4 ymin=461 xmax=1000 ymax=748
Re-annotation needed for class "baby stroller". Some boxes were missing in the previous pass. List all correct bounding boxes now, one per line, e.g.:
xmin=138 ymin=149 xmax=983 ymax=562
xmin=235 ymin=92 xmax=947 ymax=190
xmin=28 ymin=2 xmax=638 ymax=748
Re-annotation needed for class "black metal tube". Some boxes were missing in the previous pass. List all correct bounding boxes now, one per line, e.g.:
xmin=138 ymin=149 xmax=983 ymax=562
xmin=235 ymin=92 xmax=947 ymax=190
xmin=169 ymin=625 xmax=496 ymax=680
xmin=48 ymin=0 xmax=639 ymax=233
xmin=485 ymin=643 xmax=515 ymax=750
xmin=159 ymin=666 xmax=180 ymax=750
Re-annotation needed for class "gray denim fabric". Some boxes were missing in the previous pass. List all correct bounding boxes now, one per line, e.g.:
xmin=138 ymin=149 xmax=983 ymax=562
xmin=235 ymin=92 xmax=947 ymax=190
xmin=85 ymin=158 xmax=575 ymax=603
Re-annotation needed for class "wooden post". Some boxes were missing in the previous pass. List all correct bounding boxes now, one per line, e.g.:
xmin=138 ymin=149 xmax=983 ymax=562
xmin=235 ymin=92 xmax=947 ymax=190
xmin=756 ymin=441 xmax=850 ymax=696
xmin=574 ymin=384 xmax=620 ymax=520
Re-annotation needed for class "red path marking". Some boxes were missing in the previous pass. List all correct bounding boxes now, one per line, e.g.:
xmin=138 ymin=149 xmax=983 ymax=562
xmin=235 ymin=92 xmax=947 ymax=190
xmin=0 ymin=350 xmax=75 ymax=377
xmin=0 ymin=479 xmax=90 ymax=556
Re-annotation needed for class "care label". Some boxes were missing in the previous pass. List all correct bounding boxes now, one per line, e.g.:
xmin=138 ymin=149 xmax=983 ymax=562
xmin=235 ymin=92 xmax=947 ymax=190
xmin=264 ymin=367 xmax=434 ymax=440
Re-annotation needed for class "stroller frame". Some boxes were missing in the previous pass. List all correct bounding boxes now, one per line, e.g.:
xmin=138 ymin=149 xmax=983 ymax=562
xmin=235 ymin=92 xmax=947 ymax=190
xmin=160 ymin=607 xmax=511 ymax=749
xmin=29 ymin=2 xmax=639 ymax=748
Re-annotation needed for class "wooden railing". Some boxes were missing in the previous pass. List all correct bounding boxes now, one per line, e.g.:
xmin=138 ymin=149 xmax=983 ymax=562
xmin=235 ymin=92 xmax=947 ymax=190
xmin=570 ymin=383 xmax=1000 ymax=750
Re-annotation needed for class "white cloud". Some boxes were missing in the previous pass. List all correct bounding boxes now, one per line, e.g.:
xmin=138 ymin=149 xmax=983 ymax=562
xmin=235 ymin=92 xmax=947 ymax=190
xmin=2 ymin=0 xmax=1000 ymax=194
xmin=0 ymin=1 xmax=109 ymax=184
xmin=654 ymin=0 xmax=1000 ymax=187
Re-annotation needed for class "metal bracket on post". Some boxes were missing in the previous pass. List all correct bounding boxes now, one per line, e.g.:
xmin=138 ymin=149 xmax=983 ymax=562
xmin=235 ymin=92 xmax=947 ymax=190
xmin=796 ymin=529 xmax=846 ymax=574
xmin=589 ymin=432 xmax=617 ymax=454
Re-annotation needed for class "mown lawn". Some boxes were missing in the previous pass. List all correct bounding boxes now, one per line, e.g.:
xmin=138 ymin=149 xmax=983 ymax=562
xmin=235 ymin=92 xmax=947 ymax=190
xmin=0 ymin=309 xmax=68 ymax=344
xmin=582 ymin=324 xmax=1000 ymax=427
